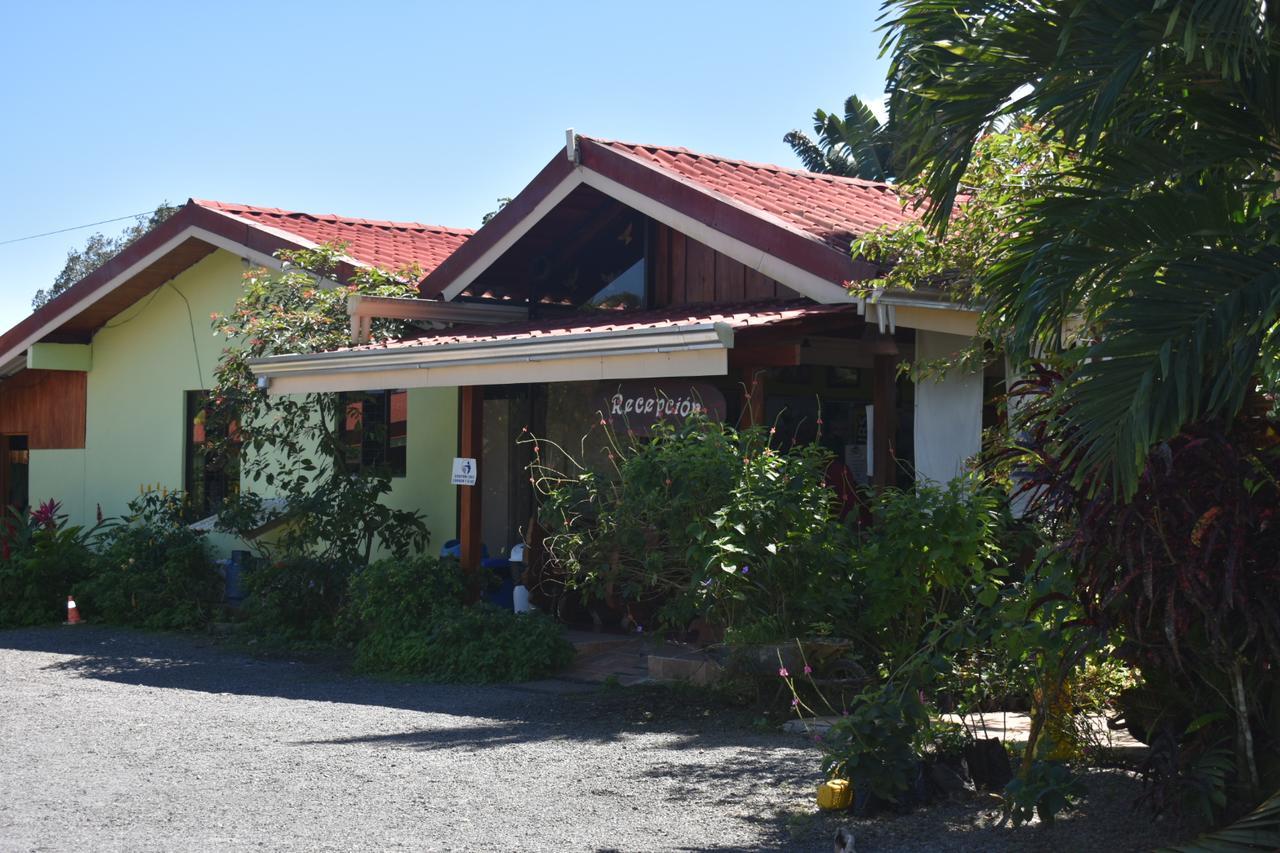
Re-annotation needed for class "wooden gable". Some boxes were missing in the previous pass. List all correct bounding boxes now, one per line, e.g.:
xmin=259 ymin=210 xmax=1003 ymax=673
xmin=0 ymin=369 xmax=87 ymax=449
xmin=651 ymin=223 xmax=801 ymax=307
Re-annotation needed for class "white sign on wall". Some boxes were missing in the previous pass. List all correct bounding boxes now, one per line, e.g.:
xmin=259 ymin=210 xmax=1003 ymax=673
xmin=451 ymin=457 xmax=477 ymax=486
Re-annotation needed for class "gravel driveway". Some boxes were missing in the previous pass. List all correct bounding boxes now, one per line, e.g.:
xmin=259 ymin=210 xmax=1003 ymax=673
xmin=0 ymin=627 xmax=824 ymax=852
xmin=0 ymin=627 xmax=1191 ymax=852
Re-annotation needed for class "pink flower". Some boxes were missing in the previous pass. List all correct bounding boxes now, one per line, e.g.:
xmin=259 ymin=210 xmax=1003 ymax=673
xmin=791 ymin=697 xmax=800 ymax=707
xmin=30 ymin=499 xmax=61 ymax=530
xmin=778 ymin=667 xmax=789 ymax=678
xmin=803 ymin=664 xmax=812 ymax=675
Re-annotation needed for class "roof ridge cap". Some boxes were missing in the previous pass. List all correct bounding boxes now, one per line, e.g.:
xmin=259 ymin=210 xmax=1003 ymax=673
xmin=578 ymin=137 xmax=895 ymax=189
xmin=190 ymin=199 xmax=474 ymax=235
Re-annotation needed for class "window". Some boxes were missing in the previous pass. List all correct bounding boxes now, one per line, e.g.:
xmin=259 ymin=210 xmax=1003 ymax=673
xmin=340 ymin=389 xmax=408 ymax=478
xmin=582 ymin=256 xmax=646 ymax=311
xmin=3 ymin=435 xmax=28 ymax=512
xmin=184 ymin=391 xmax=240 ymax=519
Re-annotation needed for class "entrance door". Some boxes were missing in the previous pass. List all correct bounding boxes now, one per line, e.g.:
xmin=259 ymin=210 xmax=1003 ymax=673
xmin=479 ymin=388 xmax=534 ymax=559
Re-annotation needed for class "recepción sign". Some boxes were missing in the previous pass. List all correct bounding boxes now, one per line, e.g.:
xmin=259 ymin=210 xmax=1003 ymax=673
xmin=597 ymin=380 xmax=726 ymax=435
xmin=451 ymin=457 xmax=477 ymax=486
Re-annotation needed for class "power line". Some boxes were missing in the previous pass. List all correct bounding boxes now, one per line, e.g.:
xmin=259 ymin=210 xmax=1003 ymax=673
xmin=0 ymin=211 xmax=155 ymax=247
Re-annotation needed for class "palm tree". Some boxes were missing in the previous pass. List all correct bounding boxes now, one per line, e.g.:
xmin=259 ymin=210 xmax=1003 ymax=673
xmin=784 ymin=95 xmax=894 ymax=180
xmin=882 ymin=0 xmax=1280 ymax=498
xmin=879 ymin=1 xmax=1280 ymax=832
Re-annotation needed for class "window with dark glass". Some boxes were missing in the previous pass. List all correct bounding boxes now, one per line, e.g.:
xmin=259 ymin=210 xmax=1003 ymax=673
xmin=339 ymin=389 xmax=407 ymax=478
xmin=532 ymin=211 xmax=647 ymax=312
xmin=184 ymin=391 xmax=240 ymax=519
xmin=3 ymin=435 xmax=29 ymax=512
xmin=582 ymin=256 xmax=646 ymax=311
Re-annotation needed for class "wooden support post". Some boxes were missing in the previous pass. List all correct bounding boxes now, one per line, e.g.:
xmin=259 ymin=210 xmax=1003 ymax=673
xmin=741 ymin=367 xmax=765 ymax=428
xmin=872 ymin=354 xmax=897 ymax=488
xmin=459 ymin=386 xmax=483 ymax=574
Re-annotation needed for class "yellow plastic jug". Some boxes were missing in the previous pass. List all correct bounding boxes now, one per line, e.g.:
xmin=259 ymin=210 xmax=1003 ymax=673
xmin=817 ymin=778 xmax=853 ymax=811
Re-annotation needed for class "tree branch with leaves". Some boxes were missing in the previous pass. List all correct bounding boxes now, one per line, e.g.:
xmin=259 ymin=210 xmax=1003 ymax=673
xmin=207 ymin=244 xmax=429 ymax=567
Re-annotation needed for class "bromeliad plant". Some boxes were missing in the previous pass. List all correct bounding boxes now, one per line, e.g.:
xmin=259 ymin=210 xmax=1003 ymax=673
xmin=0 ymin=500 xmax=108 ymax=628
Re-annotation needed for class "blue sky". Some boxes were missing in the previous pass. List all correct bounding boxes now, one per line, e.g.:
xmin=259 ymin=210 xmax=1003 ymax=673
xmin=0 ymin=1 xmax=889 ymax=332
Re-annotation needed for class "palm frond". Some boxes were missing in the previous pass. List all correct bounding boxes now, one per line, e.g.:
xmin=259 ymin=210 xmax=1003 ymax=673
xmin=783 ymin=130 xmax=837 ymax=174
xmin=1160 ymin=787 xmax=1280 ymax=852
xmin=881 ymin=0 xmax=1280 ymax=495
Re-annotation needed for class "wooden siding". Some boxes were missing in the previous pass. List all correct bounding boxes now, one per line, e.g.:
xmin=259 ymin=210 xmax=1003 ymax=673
xmin=0 ymin=369 xmax=87 ymax=449
xmin=652 ymin=223 xmax=800 ymax=306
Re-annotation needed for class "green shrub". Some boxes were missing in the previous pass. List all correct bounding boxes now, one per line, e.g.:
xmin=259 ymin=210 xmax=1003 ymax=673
xmin=850 ymin=479 xmax=1008 ymax=667
xmin=536 ymin=416 xmax=857 ymax=640
xmin=240 ymin=554 xmax=352 ymax=649
xmin=353 ymin=605 xmax=574 ymax=683
xmin=1003 ymin=760 xmax=1087 ymax=826
xmin=820 ymin=683 xmax=930 ymax=802
xmin=343 ymin=555 xmax=573 ymax=682
xmin=340 ymin=554 xmax=466 ymax=640
xmin=80 ymin=492 xmax=222 ymax=631
xmin=0 ymin=500 xmax=102 ymax=628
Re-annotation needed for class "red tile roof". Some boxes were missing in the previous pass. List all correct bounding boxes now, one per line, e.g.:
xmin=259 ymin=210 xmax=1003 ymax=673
xmin=0 ymin=199 xmax=473 ymax=369
xmin=589 ymin=138 xmax=914 ymax=254
xmin=352 ymin=299 xmax=860 ymax=351
xmin=419 ymin=135 xmax=900 ymax=299
xmin=194 ymin=200 xmax=472 ymax=276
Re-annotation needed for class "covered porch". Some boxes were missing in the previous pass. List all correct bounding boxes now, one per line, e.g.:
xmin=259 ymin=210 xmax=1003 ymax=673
xmin=250 ymin=297 xmax=986 ymax=579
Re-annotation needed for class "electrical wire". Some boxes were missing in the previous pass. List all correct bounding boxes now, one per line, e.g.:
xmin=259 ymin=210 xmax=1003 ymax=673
xmin=0 ymin=211 xmax=156 ymax=247
xmin=166 ymin=281 xmax=205 ymax=388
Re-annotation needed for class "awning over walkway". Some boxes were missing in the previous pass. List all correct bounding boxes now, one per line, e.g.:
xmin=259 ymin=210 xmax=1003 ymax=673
xmin=249 ymin=300 xmax=864 ymax=395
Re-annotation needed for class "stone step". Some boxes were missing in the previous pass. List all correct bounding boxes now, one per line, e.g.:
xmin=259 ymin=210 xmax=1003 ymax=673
xmin=646 ymin=652 xmax=723 ymax=686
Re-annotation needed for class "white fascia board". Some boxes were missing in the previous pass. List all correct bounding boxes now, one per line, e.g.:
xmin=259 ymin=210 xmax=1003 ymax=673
xmin=264 ymin=348 xmax=729 ymax=396
xmin=252 ymin=321 xmax=733 ymax=376
xmin=893 ymin=305 xmax=979 ymax=337
xmin=0 ymin=225 xmax=289 ymax=370
xmin=250 ymin=322 xmax=735 ymax=393
xmin=0 ymin=354 xmax=25 ymax=379
xmin=437 ymin=173 xmax=585 ymax=301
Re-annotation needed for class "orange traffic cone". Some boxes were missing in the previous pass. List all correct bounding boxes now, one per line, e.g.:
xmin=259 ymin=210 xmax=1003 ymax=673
xmin=64 ymin=595 xmax=84 ymax=625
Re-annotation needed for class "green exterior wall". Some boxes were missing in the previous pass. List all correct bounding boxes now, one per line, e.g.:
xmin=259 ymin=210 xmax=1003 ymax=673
xmin=26 ymin=342 xmax=92 ymax=372
xmin=27 ymin=449 xmax=87 ymax=524
xmin=28 ymin=248 xmax=458 ymax=554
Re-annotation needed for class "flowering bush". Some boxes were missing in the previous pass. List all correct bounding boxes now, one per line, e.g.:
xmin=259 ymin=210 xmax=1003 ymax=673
xmin=0 ymin=500 xmax=105 ymax=628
